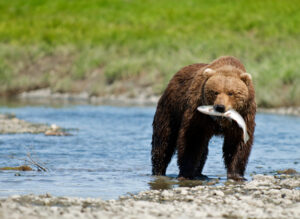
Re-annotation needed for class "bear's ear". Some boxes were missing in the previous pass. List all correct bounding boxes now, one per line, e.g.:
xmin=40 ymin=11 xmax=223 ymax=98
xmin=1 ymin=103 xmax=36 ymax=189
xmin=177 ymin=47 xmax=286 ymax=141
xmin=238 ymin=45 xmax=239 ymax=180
xmin=240 ymin=73 xmax=252 ymax=86
xmin=203 ymin=68 xmax=216 ymax=78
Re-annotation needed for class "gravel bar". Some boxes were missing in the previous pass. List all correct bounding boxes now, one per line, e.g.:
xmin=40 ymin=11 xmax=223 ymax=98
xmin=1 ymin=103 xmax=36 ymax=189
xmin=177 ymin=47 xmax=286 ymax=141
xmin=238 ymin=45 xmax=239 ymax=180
xmin=0 ymin=174 xmax=299 ymax=219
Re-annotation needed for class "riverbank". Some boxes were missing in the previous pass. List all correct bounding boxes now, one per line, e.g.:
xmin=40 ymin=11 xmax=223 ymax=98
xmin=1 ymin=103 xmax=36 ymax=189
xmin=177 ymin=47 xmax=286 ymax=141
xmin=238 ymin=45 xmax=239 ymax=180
xmin=17 ymin=88 xmax=159 ymax=106
xmin=13 ymin=88 xmax=300 ymax=116
xmin=0 ymin=174 xmax=299 ymax=219
xmin=258 ymin=107 xmax=300 ymax=117
xmin=0 ymin=93 xmax=299 ymax=136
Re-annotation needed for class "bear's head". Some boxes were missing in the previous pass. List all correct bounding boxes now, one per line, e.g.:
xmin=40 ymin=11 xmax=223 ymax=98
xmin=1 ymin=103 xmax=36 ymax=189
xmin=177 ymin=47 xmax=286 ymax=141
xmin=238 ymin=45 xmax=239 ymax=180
xmin=202 ymin=67 xmax=253 ymax=113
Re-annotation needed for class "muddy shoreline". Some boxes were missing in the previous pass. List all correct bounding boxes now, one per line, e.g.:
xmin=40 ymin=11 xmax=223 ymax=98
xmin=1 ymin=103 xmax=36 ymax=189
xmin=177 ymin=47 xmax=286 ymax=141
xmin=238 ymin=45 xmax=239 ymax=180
xmin=0 ymin=174 xmax=299 ymax=219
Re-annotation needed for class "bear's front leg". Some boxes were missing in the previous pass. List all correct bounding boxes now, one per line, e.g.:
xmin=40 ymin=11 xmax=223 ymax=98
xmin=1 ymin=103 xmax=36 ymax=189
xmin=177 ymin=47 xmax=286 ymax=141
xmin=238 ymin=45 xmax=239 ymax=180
xmin=223 ymin=130 xmax=253 ymax=181
xmin=194 ymin=146 xmax=209 ymax=179
xmin=177 ymin=116 xmax=212 ymax=179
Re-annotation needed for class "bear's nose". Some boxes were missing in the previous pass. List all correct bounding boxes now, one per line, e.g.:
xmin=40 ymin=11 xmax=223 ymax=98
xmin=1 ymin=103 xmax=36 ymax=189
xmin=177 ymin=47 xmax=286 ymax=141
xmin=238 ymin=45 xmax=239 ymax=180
xmin=214 ymin=104 xmax=225 ymax=113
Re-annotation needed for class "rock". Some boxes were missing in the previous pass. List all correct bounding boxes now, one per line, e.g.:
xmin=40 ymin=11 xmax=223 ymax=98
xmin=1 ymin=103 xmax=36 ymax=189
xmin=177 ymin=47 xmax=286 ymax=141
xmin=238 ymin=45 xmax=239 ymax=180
xmin=180 ymin=189 xmax=188 ymax=195
xmin=50 ymin=124 xmax=59 ymax=131
xmin=214 ymin=190 xmax=224 ymax=196
xmin=161 ymin=190 xmax=171 ymax=197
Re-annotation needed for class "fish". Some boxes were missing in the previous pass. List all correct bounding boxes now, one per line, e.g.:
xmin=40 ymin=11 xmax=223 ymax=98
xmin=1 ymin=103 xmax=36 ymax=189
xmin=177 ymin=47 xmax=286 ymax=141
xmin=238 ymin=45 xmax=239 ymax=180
xmin=197 ymin=105 xmax=249 ymax=144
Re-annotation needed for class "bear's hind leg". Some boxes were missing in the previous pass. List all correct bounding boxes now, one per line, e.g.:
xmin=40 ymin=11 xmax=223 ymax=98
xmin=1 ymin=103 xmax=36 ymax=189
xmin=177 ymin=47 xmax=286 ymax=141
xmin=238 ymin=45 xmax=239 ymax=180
xmin=151 ymin=112 xmax=179 ymax=176
xmin=151 ymin=140 xmax=176 ymax=176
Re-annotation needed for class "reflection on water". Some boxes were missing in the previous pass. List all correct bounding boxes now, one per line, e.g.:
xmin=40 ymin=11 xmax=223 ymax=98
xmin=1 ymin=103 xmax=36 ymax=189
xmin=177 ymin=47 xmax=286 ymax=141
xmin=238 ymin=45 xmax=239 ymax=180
xmin=148 ymin=176 xmax=220 ymax=190
xmin=0 ymin=105 xmax=299 ymax=199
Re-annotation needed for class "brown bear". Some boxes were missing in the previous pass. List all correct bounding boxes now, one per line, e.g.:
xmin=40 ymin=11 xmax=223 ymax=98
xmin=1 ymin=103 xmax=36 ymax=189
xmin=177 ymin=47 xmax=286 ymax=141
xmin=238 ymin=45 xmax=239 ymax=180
xmin=151 ymin=56 xmax=256 ymax=181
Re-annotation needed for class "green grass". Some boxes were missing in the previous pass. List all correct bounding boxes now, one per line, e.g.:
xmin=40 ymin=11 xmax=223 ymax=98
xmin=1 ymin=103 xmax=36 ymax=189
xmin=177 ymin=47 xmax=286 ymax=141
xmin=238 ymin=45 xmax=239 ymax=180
xmin=0 ymin=0 xmax=300 ymax=107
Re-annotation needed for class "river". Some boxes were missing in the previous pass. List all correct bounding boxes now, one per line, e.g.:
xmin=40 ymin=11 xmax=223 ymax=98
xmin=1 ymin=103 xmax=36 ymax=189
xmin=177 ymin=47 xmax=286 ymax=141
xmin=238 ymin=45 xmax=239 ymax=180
xmin=0 ymin=105 xmax=299 ymax=199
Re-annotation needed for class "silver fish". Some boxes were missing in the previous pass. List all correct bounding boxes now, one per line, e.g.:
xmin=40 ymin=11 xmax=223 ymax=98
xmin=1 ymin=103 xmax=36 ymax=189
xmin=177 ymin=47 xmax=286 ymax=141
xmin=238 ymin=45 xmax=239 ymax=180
xmin=197 ymin=105 xmax=249 ymax=144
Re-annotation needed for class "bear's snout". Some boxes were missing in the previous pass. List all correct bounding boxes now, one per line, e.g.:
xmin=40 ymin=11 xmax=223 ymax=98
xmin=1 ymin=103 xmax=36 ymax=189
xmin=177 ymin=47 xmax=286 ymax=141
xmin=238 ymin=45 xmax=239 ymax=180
xmin=214 ymin=104 xmax=226 ymax=113
xmin=213 ymin=93 xmax=232 ymax=112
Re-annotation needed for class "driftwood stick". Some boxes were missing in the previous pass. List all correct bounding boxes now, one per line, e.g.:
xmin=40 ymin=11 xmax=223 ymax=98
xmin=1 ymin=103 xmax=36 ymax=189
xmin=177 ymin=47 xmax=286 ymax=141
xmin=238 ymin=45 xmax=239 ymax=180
xmin=26 ymin=152 xmax=48 ymax=172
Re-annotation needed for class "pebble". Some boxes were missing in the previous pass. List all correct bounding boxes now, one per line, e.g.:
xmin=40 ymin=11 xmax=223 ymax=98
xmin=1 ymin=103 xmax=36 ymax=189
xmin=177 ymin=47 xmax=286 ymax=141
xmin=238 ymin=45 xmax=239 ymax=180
xmin=214 ymin=190 xmax=224 ymax=196
xmin=180 ymin=189 xmax=188 ymax=195
xmin=161 ymin=190 xmax=170 ymax=197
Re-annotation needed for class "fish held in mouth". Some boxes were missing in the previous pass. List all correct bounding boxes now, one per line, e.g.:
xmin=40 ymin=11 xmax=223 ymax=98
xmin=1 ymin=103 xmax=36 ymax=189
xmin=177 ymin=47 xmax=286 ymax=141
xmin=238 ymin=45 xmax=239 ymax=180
xmin=197 ymin=105 xmax=249 ymax=144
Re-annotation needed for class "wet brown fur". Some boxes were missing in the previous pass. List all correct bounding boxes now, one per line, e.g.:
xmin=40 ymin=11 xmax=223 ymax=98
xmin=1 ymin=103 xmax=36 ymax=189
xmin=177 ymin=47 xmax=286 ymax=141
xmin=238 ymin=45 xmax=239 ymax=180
xmin=151 ymin=56 xmax=256 ymax=180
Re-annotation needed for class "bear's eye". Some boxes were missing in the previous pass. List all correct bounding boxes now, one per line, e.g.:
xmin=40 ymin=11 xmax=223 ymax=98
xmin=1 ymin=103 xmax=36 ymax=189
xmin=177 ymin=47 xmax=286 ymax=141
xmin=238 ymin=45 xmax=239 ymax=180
xmin=214 ymin=91 xmax=219 ymax=96
xmin=227 ymin=92 xmax=234 ymax=96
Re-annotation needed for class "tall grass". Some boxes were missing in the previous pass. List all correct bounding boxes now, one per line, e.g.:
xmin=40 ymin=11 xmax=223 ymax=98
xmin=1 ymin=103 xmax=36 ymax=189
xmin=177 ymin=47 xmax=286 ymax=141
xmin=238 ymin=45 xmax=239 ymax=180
xmin=0 ymin=0 xmax=299 ymax=106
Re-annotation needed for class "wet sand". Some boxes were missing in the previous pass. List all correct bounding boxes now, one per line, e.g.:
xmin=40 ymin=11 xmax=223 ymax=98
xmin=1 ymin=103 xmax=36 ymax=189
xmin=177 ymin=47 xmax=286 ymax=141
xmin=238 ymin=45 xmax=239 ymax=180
xmin=0 ymin=174 xmax=299 ymax=219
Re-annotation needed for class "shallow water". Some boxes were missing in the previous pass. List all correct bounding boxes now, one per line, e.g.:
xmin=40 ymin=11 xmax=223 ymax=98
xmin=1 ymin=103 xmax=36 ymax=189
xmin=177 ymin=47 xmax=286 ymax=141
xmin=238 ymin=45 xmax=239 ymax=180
xmin=0 ymin=105 xmax=299 ymax=199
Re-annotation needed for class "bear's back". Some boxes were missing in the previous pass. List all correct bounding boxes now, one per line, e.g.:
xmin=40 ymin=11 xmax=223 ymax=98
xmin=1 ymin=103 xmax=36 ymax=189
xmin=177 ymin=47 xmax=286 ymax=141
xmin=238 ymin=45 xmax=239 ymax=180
xmin=208 ymin=56 xmax=246 ymax=72
xmin=157 ymin=63 xmax=207 ymax=116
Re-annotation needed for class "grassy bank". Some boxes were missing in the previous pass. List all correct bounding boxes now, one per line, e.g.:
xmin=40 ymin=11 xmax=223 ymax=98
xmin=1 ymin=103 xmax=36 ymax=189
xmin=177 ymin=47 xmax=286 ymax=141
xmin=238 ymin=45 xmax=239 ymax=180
xmin=0 ymin=0 xmax=299 ymax=107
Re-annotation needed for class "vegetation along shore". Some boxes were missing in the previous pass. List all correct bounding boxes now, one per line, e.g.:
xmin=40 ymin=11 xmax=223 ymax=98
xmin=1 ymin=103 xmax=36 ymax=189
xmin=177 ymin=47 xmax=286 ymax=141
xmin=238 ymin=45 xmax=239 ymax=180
xmin=0 ymin=0 xmax=299 ymax=108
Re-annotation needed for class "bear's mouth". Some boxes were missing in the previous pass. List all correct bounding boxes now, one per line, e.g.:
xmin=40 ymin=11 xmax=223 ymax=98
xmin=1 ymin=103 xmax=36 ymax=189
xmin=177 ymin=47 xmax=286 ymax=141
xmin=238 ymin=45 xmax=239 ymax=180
xmin=213 ymin=116 xmax=232 ymax=127
xmin=197 ymin=105 xmax=249 ymax=143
